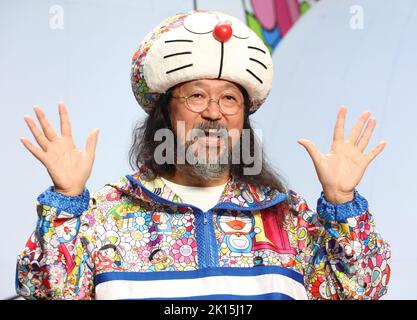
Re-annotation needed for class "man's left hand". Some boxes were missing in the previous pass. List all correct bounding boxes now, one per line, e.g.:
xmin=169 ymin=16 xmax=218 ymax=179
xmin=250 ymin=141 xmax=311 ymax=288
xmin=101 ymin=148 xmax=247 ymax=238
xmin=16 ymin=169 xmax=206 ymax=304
xmin=298 ymin=106 xmax=386 ymax=204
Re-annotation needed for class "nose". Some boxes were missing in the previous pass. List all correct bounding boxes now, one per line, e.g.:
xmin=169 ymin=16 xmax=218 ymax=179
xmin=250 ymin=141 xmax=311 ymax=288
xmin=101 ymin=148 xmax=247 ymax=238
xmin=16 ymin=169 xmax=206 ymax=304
xmin=213 ymin=22 xmax=233 ymax=42
xmin=201 ymin=99 xmax=222 ymax=121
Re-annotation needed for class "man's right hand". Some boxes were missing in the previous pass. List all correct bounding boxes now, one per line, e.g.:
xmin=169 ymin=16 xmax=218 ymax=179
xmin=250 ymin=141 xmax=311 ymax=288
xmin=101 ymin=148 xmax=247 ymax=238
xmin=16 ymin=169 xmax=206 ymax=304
xmin=21 ymin=102 xmax=100 ymax=197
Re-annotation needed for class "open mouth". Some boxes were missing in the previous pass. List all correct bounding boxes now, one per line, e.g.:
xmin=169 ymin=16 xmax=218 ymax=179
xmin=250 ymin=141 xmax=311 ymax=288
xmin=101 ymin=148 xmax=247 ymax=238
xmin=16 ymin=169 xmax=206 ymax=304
xmin=195 ymin=129 xmax=225 ymax=147
xmin=226 ymin=220 xmax=246 ymax=230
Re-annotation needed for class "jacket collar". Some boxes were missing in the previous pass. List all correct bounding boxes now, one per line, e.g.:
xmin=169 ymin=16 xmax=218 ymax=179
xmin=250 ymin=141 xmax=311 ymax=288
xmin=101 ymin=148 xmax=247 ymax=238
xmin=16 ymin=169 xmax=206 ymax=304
xmin=107 ymin=165 xmax=286 ymax=211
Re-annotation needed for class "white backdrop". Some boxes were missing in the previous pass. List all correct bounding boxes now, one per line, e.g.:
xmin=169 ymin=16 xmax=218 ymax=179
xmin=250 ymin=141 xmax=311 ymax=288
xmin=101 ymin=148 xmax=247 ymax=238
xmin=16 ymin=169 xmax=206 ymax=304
xmin=1 ymin=0 xmax=416 ymax=299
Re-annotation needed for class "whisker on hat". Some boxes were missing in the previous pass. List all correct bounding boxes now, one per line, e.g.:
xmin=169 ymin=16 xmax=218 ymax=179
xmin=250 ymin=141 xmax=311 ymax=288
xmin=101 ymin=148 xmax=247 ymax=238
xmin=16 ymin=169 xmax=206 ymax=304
xmin=246 ymin=69 xmax=263 ymax=84
xmin=249 ymin=58 xmax=268 ymax=69
xmin=166 ymin=64 xmax=194 ymax=74
xmin=247 ymin=46 xmax=266 ymax=54
xmin=163 ymin=51 xmax=192 ymax=59
xmin=165 ymin=39 xmax=194 ymax=43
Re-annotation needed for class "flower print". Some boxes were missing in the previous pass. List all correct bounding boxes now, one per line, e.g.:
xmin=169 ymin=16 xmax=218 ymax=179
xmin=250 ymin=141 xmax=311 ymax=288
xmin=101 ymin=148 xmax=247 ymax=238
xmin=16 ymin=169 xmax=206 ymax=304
xmin=173 ymin=215 xmax=193 ymax=228
xmin=253 ymin=251 xmax=269 ymax=266
xmin=85 ymin=213 xmax=96 ymax=228
xmin=48 ymin=236 xmax=59 ymax=248
xmin=148 ymin=224 xmax=163 ymax=247
xmin=229 ymin=258 xmax=237 ymax=266
xmin=215 ymin=229 xmax=223 ymax=240
xmin=103 ymin=221 xmax=117 ymax=233
xmin=236 ymin=255 xmax=251 ymax=268
xmin=183 ymin=265 xmax=196 ymax=271
xmin=365 ymin=254 xmax=390 ymax=289
xmin=182 ymin=231 xmax=192 ymax=238
xmin=127 ymin=229 xmax=151 ymax=248
xmin=357 ymin=215 xmax=372 ymax=240
xmin=254 ymin=251 xmax=268 ymax=260
xmin=343 ymin=240 xmax=363 ymax=261
xmin=106 ymin=190 xmax=121 ymax=202
xmin=45 ymin=248 xmax=59 ymax=265
xmin=278 ymin=253 xmax=296 ymax=268
xmin=270 ymin=256 xmax=279 ymax=265
xmin=172 ymin=237 xmax=197 ymax=265
xmin=136 ymin=246 xmax=151 ymax=260
xmin=124 ymin=250 xmax=139 ymax=266
xmin=48 ymin=263 xmax=66 ymax=286
xmin=220 ymin=243 xmax=229 ymax=255
xmin=133 ymin=212 xmax=151 ymax=232
xmin=220 ymin=257 xmax=230 ymax=267
xmin=310 ymin=277 xmax=337 ymax=300
xmin=350 ymin=286 xmax=367 ymax=300
xmin=172 ymin=226 xmax=186 ymax=239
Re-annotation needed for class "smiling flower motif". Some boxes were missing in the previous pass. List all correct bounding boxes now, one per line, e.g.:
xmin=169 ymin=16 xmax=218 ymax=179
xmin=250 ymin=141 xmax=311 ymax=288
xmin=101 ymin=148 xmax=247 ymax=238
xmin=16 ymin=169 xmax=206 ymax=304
xmin=133 ymin=211 xmax=151 ymax=232
xmin=172 ymin=237 xmax=197 ymax=265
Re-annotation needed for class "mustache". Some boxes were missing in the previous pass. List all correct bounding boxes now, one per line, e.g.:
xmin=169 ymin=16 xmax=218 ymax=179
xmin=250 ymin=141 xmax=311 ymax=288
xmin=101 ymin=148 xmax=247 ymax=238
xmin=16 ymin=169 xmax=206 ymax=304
xmin=193 ymin=121 xmax=225 ymax=131
xmin=172 ymin=120 xmax=231 ymax=144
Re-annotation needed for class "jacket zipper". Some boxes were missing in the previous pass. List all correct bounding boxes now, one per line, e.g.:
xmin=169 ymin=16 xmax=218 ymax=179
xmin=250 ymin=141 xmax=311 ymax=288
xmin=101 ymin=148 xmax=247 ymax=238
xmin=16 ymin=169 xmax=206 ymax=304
xmin=195 ymin=209 xmax=213 ymax=267
xmin=203 ymin=210 xmax=211 ymax=267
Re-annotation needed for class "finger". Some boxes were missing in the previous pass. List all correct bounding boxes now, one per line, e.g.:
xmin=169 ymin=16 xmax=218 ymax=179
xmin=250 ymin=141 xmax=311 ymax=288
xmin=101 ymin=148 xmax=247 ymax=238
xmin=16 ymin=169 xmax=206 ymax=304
xmin=58 ymin=102 xmax=73 ymax=137
xmin=85 ymin=128 xmax=100 ymax=159
xmin=20 ymin=137 xmax=46 ymax=163
xmin=348 ymin=110 xmax=371 ymax=144
xmin=23 ymin=115 xmax=50 ymax=151
xmin=357 ymin=118 xmax=376 ymax=152
xmin=297 ymin=139 xmax=322 ymax=165
xmin=333 ymin=106 xmax=347 ymax=142
xmin=366 ymin=141 xmax=386 ymax=163
xmin=33 ymin=105 xmax=58 ymax=141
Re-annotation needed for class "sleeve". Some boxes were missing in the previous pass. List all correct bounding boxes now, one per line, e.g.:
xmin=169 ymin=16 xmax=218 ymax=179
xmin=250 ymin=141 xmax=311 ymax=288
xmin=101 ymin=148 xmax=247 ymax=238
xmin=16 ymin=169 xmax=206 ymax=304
xmin=15 ymin=186 xmax=98 ymax=300
xmin=289 ymin=189 xmax=391 ymax=300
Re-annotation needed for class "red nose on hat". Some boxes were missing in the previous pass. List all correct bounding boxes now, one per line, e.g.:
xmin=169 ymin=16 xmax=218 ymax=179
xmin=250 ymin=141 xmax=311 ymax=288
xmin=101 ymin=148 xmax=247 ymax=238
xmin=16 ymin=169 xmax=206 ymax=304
xmin=213 ymin=22 xmax=233 ymax=42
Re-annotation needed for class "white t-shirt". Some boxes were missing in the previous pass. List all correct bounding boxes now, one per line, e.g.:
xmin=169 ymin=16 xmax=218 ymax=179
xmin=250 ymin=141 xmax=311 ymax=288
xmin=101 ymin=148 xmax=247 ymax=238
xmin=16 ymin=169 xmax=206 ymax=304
xmin=160 ymin=177 xmax=227 ymax=212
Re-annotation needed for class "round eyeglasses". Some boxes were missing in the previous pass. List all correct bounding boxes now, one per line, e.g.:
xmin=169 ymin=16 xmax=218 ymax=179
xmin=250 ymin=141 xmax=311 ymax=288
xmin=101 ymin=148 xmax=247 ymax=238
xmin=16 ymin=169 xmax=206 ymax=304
xmin=171 ymin=93 xmax=243 ymax=116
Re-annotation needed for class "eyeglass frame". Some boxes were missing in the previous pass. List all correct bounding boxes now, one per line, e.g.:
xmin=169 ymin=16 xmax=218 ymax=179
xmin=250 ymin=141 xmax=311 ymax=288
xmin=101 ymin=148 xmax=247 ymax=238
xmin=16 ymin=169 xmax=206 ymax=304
xmin=170 ymin=93 xmax=244 ymax=116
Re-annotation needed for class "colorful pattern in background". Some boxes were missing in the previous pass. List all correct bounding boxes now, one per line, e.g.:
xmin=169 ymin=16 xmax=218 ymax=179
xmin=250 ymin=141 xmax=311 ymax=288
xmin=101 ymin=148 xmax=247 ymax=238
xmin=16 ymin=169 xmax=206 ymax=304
xmin=243 ymin=0 xmax=320 ymax=53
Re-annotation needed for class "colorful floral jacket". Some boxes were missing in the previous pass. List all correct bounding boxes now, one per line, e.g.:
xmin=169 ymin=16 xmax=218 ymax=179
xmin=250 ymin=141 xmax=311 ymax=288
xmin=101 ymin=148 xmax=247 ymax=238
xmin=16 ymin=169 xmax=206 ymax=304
xmin=16 ymin=166 xmax=391 ymax=300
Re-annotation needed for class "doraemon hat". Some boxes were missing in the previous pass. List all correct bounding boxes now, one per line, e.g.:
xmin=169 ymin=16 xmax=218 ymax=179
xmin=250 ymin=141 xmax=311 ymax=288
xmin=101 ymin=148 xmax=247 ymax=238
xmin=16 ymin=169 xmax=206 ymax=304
xmin=131 ymin=10 xmax=273 ymax=114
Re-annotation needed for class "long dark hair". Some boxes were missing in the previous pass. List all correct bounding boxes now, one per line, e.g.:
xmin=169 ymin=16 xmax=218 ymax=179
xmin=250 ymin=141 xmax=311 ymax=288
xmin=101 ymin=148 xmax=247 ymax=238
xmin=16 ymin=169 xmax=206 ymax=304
xmin=129 ymin=89 xmax=287 ymax=193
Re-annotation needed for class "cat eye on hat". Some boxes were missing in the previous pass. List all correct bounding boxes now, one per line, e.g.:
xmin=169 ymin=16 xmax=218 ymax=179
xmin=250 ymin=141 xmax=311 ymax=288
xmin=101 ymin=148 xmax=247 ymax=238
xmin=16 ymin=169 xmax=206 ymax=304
xmin=131 ymin=10 xmax=273 ymax=114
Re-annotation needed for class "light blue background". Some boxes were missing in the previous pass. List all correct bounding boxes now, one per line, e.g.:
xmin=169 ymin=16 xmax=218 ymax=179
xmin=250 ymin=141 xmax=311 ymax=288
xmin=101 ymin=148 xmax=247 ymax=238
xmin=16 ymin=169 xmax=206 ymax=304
xmin=1 ymin=0 xmax=415 ymax=299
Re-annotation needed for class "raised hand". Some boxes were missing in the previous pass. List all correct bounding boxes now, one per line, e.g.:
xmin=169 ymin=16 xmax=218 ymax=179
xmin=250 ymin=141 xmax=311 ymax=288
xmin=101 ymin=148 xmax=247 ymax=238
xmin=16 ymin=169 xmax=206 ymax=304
xmin=21 ymin=102 xmax=100 ymax=196
xmin=298 ymin=106 xmax=386 ymax=204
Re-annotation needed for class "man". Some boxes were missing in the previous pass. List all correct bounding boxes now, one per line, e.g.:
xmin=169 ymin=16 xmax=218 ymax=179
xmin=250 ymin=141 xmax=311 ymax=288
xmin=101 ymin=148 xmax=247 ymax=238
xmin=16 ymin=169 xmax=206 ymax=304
xmin=17 ymin=10 xmax=390 ymax=300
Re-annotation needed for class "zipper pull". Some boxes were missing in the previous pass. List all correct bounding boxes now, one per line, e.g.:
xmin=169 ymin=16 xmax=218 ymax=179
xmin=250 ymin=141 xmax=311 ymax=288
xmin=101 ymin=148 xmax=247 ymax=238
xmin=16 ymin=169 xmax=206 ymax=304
xmin=203 ymin=212 xmax=208 ymax=225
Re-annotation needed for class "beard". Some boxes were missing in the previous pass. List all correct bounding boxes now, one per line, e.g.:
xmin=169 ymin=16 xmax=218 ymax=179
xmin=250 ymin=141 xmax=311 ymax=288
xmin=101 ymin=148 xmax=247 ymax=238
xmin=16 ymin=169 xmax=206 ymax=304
xmin=182 ymin=121 xmax=233 ymax=180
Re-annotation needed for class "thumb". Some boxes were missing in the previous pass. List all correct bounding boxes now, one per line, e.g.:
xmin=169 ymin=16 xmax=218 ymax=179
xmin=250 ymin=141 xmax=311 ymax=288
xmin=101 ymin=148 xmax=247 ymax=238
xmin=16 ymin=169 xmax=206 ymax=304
xmin=85 ymin=128 xmax=100 ymax=159
xmin=297 ymin=138 xmax=322 ymax=165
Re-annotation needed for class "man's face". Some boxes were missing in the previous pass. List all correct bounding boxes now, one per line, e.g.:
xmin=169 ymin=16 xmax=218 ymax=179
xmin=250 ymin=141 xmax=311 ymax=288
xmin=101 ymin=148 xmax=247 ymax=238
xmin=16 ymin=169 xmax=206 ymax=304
xmin=168 ymin=79 xmax=245 ymax=178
